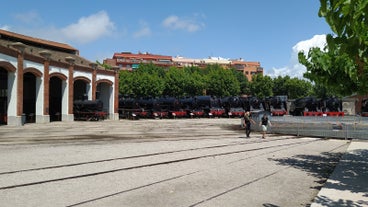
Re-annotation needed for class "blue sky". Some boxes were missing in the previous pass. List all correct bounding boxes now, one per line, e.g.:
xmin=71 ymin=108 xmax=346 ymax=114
xmin=0 ymin=0 xmax=332 ymax=78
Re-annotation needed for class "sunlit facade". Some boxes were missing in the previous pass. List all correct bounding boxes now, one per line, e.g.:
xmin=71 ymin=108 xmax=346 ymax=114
xmin=104 ymin=53 xmax=263 ymax=81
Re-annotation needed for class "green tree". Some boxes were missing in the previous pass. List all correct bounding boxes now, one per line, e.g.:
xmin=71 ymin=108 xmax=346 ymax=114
xmin=249 ymin=74 xmax=273 ymax=99
xmin=272 ymin=76 xmax=291 ymax=96
xmin=284 ymin=77 xmax=313 ymax=99
xmin=119 ymin=70 xmax=134 ymax=95
xmin=136 ymin=63 xmax=166 ymax=78
xmin=299 ymin=47 xmax=357 ymax=95
xmin=311 ymin=82 xmax=337 ymax=98
xmin=96 ymin=60 xmax=112 ymax=70
xmin=299 ymin=0 xmax=368 ymax=95
xmin=230 ymin=68 xmax=250 ymax=95
xmin=130 ymin=72 xmax=165 ymax=97
xmin=205 ymin=65 xmax=240 ymax=97
xmin=163 ymin=67 xmax=189 ymax=97
xmin=126 ymin=64 xmax=166 ymax=97
xmin=183 ymin=67 xmax=207 ymax=96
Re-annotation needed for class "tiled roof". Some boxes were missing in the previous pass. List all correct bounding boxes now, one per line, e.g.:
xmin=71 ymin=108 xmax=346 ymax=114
xmin=0 ymin=29 xmax=105 ymax=70
xmin=113 ymin=52 xmax=172 ymax=60
xmin=0 ymin=29 xmax=78 ymax=53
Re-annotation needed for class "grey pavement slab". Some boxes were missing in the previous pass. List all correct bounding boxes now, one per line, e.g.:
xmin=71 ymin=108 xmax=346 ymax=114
xmin=311 ymin=141 xmax=368 ymax=207
xmin=0 ymin=119 xmax=366 ymax=206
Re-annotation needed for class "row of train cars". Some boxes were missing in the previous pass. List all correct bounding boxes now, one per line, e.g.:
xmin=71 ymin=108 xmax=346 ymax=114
xmin=74 ymin=95 xmax=368 ymax=120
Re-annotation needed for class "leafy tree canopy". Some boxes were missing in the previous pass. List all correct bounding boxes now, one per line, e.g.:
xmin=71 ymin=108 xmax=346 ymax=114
xmin=118 ymin=63 xmax=325 ymax=100
xmin=299 ymin=0 xmax=368 ymax=95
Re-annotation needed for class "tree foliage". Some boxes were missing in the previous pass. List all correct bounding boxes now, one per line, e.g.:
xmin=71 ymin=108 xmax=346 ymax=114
xmin=118 ymin=63 xmax=321 ymax=99
xmin=204 ymin=64 xmax=240 ymax=97
xmin=249 ymin=74 xmax=273 ymax=99
xmin=96 ymin=60 xmax=112 ymax=70
xmin=183 ymin=67 xmax=207 ymax=96
xmin=272 ymin=75 xmax=313 ymax=99
xmin=163 ymin=67 xmax=189 ymax=97
xmin=284 ymin=77 xmax=313 ymax=99
xmin=231 ymin=68 xmax=250 ymax=95
xmin=299 ymin=0 xmax=368 ymax=95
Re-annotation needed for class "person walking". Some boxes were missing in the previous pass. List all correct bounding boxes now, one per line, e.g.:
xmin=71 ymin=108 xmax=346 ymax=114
xmin=260 ymin=113 xmax=272 ymax=139
xmin=243 ymin=111 xmax=255 ymax=138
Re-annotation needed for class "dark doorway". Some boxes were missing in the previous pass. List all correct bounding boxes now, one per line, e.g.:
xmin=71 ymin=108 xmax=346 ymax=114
xmin=49 ymin=76 xmax=62 ymax=121
xmin=96 ymin=82 xmax=111 ymax=115
xmin=74 ymin=80 xmax=87 ymax=101
xmin=0 ymin=67 xmax=7 ymax=125
xmin=23 ymin=72 xmax=36 ymax=123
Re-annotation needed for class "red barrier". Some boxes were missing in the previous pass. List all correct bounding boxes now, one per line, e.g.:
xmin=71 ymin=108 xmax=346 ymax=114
xmin=303 ymin=111 xmax=344 ymax=117
xmin=325 ymin=112 xmax=345 ymax=116
xmin=272 ymin=110 xmax=287 ymax=116
xmin=303 ymin=112 xmax=322 ymax=116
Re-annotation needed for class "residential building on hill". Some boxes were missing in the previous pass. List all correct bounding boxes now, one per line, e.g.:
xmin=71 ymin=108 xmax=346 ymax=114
xmin=105 ymin=52 xmax=173 ymax=70
xmin=104 ymin=52 xmax=263 ymax=81
xmin=230 ymin=60 xmax=263 ymax=81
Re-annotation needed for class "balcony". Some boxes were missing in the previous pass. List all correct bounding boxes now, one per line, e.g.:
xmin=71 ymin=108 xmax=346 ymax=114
xmin=116 ymin=58 xmax=173 ymax=66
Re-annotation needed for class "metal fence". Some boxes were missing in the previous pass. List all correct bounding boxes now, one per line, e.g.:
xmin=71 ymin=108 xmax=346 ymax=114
xmin=252 ymin=115 xmax=368 ymax=140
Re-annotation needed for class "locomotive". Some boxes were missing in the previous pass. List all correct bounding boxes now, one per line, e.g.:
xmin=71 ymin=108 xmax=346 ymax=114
xmin=289 ymin=97 xmax=319 ymax=116
xmin=73 ymin=100 xmax=107 ymax=121
xmin=194 ymin=96 xmax=225 ymax=117
xmin=289 ymin=96 xmax=343 ymax=116
xmin=118 ymin=95 xmax=269 ymax=119
xmin=221 ymin=96 xmax=245 ymax=117
xmin=118 ymin=95 xmax=347 ymax=119
xmin=264 ymin=96 xmax=288 ymax=116
xmin=119 ymin=95 xmax=228 ymax=119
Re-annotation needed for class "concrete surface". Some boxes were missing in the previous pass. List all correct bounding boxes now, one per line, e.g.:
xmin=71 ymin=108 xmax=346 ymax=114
xmin=311 ymin=141 xmax=368 ymax=207
xmin=0 ymin=118 xmax=366 ymax=207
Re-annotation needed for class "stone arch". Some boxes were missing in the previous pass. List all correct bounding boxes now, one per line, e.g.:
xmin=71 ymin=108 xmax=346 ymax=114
xmin=0 ymin=61 xmax=16 ymax=72
xmin=74 ymin=76 xmax=91 ymax=101
xmin=49 ymin=72 xmax=67 ymax=81
xmin=96 ymin=79 xmax=113 ymax=86
xmin=74 ymin=76 xmax=91 ymax=83
xmin=23 ymin=67 xmax=42 ymax=78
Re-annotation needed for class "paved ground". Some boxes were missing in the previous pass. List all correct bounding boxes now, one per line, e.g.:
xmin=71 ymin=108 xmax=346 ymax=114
xmin=0 ymin=118 xmax=366 ymax=207
xmin=311 ymin=141 xmax=368 ymax=207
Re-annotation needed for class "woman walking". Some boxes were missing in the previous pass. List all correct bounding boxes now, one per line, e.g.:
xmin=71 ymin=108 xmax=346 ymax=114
xmin=260 ymin=113 xmax=271 ymax=139
xmin=243 ymin=111 xmax=255 ymax=138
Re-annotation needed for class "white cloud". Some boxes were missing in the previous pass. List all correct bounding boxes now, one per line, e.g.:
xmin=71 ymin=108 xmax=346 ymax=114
xmin=162 ymin=15 xmax=204 ymax=32
xmin=268 ymin=34 xmax=327 ymax=78
xmin=0 ymin=25 xmax=10 ymax=30
xmin=61 ymin=11 xmax=115 ymax=44
xmin=293 ymin=34 xmax=327 ymax=55
xmin=133 ymin=21 xmax=151 ymax=38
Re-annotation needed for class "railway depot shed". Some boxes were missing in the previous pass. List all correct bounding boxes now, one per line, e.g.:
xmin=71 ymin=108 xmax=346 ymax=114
xmin=0 ymin=29 xmax=119 ymax=126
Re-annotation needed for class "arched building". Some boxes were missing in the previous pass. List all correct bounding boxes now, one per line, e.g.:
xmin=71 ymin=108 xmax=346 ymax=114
xmin=0 ymin=29 xmax=119 ymax=126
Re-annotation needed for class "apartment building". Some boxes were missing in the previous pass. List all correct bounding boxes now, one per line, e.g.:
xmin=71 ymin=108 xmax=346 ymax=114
xmin=104 ymin=52 xmax=263 ymax=81
xmin=230 ymin=60 xmax=263 ymax=81
xmin=105 ymin=52 xmax=173 ymax=71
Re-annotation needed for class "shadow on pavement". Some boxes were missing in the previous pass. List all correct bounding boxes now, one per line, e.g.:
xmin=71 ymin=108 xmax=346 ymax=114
xmin=270 ymin=148 xmax=368 ymax=207
xmin=270 ymin=152 xmax=344 ymax=183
